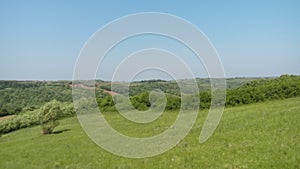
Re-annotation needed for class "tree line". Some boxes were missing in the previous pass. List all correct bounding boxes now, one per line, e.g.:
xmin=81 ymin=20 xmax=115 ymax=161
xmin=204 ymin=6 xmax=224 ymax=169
xmin=0 ymin=75 xmax=299 ymax=135
xmin=97 ymin=75 xmax=300 ymax=111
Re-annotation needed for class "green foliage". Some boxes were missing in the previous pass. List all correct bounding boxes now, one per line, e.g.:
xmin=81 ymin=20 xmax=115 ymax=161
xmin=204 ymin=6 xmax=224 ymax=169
xmin=96 ymin=92 xmax=182 ymax=112
xmin=0 ymin=81 xmax=72 ymax=116
xmin=61 ymin=102 xmax=76 ymax=117
xmin=97 ymin=95 xmax=116 ymax=112
xmin=165 ymin=94 xmax=181 ymax=110
xmin=130 ymin=92 xmax=151 ymax=111
xmin=225 ymin=75 xmax=300 ymax=106
xmin=0 ymin=101 xmax=75 ymax=134
xmin=1 ymin=75 xmax=300 ymax=134
xmin=0 ymin=110 xmax=39 ymax=134
xmin=38 ymin=100 xmax=62 ymax=134
xmin=199 ymin=91 xmax=211 ymax=109
xmin=98 ymin=78 xmax=262 ymax=97
xmin=96 ymin=75 xmax=300 ymax=111
xmin=99 ymin=81 xmax=182 ymax=96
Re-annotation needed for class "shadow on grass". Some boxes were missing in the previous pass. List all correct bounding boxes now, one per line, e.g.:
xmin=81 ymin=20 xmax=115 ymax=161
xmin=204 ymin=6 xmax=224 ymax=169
xmin=52 ymin=129 xmax=71 ymax=134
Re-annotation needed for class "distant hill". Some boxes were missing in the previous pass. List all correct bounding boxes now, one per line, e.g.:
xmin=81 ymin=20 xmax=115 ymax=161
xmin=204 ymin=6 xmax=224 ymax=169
xmin=0 ymin=75 xmax=298 ymax=116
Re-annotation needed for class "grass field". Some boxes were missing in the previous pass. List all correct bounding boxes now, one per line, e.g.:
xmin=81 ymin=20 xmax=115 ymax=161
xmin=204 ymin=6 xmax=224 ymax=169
xmin=0 ymin=97 xmax=299 ymax=169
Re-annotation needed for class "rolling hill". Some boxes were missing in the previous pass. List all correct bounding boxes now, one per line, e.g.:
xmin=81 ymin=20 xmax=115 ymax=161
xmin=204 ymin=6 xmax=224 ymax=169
xmin=0 ymin=97 xmax=299 ymax=169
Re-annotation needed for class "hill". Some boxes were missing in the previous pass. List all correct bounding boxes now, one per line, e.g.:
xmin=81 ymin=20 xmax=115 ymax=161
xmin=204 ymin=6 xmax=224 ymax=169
xmin=0 ymin=97 xmax=299 ymax=169
xmin=0 ymin=77 xmax=261 ymax=116
xmin=0 ymin=75 xmax=299 ymax=116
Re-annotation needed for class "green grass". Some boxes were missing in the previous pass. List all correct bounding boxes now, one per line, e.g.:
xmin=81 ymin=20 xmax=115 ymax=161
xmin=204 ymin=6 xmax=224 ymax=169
xmin=1 ymin=97 xmax=300 ymax=169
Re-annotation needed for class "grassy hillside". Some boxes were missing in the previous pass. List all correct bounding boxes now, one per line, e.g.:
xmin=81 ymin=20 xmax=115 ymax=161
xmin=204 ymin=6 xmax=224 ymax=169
xmin=0 ymin=97 xmax=299 ymax=169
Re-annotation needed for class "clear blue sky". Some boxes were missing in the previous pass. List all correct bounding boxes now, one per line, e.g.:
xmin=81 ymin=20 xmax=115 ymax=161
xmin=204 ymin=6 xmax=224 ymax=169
xmin=0 ymin=0 xmax=299 ymax=80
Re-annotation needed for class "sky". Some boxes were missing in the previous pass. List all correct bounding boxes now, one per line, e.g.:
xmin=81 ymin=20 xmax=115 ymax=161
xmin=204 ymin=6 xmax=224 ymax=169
xmin=0 ymin=0 xmax=299 ymax=80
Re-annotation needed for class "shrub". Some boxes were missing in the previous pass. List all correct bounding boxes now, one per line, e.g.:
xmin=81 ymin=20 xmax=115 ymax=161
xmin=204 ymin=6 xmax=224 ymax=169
xmin=61 ymin=103 xmax=76 ymax=117
xmin=0 ymin=102 xmax=75 ymax=134
xmin=38 ymin=100 xmax=61 ymax=134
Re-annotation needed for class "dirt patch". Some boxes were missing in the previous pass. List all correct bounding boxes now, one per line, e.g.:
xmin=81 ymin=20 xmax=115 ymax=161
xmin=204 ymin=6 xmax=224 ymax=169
xmin=103 ymin=90 xmax=119 ymax=96
xmin=69 ymin=84 xmax=95 ymax=90
xmin=0 ymin=115 xmax=15 ymax=121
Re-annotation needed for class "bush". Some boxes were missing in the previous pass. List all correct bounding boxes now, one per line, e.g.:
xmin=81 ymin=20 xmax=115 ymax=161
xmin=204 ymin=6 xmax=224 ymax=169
xmin=61 ymin=103 xmax=76 ymax=117
xmin=0 ymin=101 xmax=75 ymax=134
xmin=38 ymin=100 xmax=62 ymax=134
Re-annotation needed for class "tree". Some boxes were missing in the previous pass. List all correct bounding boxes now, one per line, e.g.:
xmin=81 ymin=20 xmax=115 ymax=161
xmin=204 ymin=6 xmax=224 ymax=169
xmin=38 ymin=100 xmax=61 ymax=134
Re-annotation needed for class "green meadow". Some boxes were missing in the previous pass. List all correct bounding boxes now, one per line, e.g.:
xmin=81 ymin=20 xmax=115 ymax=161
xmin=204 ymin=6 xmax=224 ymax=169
xmin=1 ymin=97 xmax=299 ymax=169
